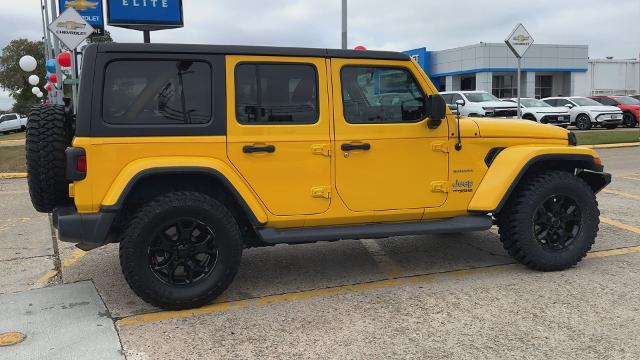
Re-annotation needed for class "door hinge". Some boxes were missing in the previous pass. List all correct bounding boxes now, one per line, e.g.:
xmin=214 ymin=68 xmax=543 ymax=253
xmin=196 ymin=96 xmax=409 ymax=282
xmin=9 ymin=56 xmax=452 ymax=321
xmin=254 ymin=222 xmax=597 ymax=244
xmin=311 ymin=186 xmax=331 ymax=199
xmin=431 ymin=181 xmax=449 ymax=193
xmin=311 ymin=144 xmax=331 ymax=157
xmin=431 ymin=141 xmax=448 ymax=153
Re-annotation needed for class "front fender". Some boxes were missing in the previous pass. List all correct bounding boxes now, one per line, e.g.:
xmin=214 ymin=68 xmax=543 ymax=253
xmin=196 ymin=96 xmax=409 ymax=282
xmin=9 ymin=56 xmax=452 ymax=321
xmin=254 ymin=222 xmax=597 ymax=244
xmin=101 ymin=156 xmax=268 ymax=224
xmin=468 ymin=145 xmax=601 ymax=213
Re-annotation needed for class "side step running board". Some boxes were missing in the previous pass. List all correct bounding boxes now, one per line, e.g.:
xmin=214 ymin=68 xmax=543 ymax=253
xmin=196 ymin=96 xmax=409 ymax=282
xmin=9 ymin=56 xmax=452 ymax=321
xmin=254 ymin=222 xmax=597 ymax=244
xmin=258 ymin=215 xmax=493 ymax=245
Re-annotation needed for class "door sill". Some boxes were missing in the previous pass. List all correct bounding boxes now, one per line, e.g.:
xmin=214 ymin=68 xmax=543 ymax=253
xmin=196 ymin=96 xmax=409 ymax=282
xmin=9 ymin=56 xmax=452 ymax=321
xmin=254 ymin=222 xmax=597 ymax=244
xmin=257 ymin=215 xmax=492 ymax=244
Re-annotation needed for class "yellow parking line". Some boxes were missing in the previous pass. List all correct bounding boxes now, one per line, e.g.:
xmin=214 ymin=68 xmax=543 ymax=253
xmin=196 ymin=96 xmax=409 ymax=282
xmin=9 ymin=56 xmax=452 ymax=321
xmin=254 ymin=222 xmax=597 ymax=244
xmin=360 ymin=239 xmax=404 ymax=278
xmin=117 ymin=242 xmax=640 ymax=328
xmin=61 ymin=249 xmax=86 ymax=268
xmin=0 ymin=173 xmax=27 ymax=179
xmin=601 ymin=189 xmax=640 ymax=201
xmin=600 ymin=216 xmax=640 ymax=234
xmin=37 ymin=270 xmax=59 ymax=285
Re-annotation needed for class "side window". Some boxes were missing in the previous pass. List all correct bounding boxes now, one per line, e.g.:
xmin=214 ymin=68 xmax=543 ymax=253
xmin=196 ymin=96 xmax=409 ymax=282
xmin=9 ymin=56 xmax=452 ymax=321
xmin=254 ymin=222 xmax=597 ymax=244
xmin=555 ymin=99 xmax=571 ymax=106
xmin=341 ymin=66 xmax=426 ymax=124
xmin=4 ymin=114 xmax=17 ymax=121
xmin=235 ymin=63 xmax=318 ymax=124
xmin=597 ymin=98 xmax=615 ymax=106
xmin=103 ymin=60 xmax=212 ymax=125
xmin=452 ymin=93 xmax=464 ymax=103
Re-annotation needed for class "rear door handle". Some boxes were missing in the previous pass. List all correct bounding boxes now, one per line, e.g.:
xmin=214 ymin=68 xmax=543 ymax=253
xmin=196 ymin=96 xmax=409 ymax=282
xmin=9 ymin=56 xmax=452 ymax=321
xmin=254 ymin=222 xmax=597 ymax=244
xmin=243 ymin=144 xmax=276 ymax=154
xmin=341 ymin=143 xmax=371 ymax=151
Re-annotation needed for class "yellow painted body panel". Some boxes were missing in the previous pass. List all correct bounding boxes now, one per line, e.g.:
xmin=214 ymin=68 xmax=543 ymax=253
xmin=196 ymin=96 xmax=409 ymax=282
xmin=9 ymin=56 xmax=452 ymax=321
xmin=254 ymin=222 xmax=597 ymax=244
xmin=68 ymin=53 xmax=602 ymax=233
xmin=468 ymin=144 xmax=600 ymax=211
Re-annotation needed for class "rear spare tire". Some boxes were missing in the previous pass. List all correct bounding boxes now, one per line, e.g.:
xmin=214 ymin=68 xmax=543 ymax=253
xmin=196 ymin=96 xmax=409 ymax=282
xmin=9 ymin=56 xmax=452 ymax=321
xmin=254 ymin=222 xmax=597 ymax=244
xmin=26 ymin=105 xmax=72 ymax=213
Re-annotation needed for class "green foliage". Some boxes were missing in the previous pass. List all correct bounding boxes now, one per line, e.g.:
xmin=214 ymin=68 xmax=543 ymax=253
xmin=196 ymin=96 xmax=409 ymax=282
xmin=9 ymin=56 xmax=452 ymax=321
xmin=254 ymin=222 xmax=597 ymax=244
xmin=87 ymin=30 xmax=114 ymax=44
xmin=0 ymin=39 xmax=46 ymax=112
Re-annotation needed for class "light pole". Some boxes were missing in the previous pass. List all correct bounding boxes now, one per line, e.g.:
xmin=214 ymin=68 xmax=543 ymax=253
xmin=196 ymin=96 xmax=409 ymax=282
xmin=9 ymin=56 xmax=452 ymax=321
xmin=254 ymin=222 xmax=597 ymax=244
xmin=341 ymin=0 xmax=347 ymax=49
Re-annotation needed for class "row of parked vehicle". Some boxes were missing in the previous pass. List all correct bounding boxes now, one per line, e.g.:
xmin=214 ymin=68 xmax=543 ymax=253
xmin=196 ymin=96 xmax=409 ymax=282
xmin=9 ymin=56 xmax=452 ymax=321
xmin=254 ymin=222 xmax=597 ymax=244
xmin=441 ymin=91 xmax=640 ymax=129
xmin=0 ymin=113 xmax=28 ymax=134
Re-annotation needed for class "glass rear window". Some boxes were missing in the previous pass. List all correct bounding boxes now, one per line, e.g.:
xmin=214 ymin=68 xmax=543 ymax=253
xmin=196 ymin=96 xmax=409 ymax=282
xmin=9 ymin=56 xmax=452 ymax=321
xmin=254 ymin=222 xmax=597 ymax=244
xmin=102 ymin=60 xmax=212 ymax=125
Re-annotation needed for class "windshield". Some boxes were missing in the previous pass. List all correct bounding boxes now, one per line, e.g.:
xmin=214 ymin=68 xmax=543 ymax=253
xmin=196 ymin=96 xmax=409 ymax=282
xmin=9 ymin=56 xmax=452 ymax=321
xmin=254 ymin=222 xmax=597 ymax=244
xmin=463 ymin=92 xmax=500 ymax=102
xmin=571 ymin=97 xmax=602 ymax=106
xmin=520 ymin=98 xmax=551 ymax=108
xmin=615 ymin=96 xmax=640 ymax=105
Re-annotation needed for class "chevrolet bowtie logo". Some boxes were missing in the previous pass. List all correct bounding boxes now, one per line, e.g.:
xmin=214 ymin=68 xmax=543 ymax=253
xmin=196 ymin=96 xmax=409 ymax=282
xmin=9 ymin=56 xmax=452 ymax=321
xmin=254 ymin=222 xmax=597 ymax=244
xmin=57 ymin=20 xmax=87 ymax=30
xmin=64 ymin=0 xmax=98 ymax=11
xmin=512 ymin=34 xmax=530 ymax=42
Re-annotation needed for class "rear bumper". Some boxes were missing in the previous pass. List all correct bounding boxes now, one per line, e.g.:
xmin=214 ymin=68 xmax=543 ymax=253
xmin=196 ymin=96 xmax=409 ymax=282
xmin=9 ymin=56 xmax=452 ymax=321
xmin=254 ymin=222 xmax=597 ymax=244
xmin=52 ymin=206 xmax=116 ymax=251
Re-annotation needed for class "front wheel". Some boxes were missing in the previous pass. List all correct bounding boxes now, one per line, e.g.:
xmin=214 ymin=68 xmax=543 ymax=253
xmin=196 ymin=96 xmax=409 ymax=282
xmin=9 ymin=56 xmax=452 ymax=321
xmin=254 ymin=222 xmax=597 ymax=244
xmin=119 ymin=191 xmax=243 ymax=310
xmin=575 ymin=114 xmax=592 ymax=130
xmin=496 ymin=170 xmax=599 ymax=271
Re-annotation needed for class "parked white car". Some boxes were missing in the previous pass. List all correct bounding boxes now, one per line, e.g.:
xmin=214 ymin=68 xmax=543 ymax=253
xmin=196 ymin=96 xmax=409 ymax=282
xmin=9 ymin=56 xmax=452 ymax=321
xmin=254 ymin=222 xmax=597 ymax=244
xmin=503 ymin=98 xmax=571 ymax=127
xmin=440 ymin=91 xmax=517 ymax=117
xmin=0 ymin=113 xmax=27 ymax=133
xmin=542 ymin=96 xmax=623 ymax=130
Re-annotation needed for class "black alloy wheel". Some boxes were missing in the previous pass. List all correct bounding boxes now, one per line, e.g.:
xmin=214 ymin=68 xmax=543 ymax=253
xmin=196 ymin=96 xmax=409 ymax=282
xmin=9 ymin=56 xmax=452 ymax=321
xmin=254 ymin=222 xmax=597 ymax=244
xmin=149 ymin=218 xmax=219 ymax=286
xmin=622 ymin=113 xmax=637 ymax=128
xmin=533 ymin=195 xmax=582 ymax=251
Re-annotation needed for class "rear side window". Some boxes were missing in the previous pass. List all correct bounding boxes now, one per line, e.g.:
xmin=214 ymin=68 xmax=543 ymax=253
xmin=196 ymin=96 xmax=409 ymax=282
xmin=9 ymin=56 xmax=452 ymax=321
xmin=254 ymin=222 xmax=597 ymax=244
xmin=103 ymin=60 xmax=212 ymax=125
xmin=341 ymin=66 xmax=426 ymax=124
xmin=235 ymin=63 xmax=318 ymax=124
xmin=3 ymin=114 xmax=17 ymax=121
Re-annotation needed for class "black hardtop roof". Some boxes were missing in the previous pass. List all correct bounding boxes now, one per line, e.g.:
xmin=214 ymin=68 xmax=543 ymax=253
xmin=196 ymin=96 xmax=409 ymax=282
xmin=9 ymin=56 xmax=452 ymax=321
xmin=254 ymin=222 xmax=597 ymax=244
xmin=94 ymin=43 xmax=410 ymax=61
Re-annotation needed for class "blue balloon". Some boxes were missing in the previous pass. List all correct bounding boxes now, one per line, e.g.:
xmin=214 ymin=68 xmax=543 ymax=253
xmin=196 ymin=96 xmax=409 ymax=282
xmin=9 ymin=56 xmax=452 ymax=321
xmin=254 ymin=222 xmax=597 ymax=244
xmin=46 ymin=59 xmax=56 ymax=74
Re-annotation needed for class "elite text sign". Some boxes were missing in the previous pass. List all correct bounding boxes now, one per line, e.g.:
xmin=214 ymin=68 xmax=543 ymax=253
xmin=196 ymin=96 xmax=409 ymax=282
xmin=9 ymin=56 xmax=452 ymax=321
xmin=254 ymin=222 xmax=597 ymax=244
xmin=107 ymin=0 xmax=184 ymax=29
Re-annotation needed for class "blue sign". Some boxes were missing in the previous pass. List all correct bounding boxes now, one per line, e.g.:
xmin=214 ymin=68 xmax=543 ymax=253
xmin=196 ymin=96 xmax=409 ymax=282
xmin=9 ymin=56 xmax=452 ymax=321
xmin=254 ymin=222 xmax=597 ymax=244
xmin=58 ymin=0 xmax=105 ymax=30
xmin=107 ymin=0 xmax=183 ymax=28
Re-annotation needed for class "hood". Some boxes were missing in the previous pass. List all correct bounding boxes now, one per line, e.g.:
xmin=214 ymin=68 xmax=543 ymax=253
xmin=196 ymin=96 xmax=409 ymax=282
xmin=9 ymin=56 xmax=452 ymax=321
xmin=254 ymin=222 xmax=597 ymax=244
xmin=476 ymin=101 xmax=517 ymax=108
xmin=470 ymin=117 xmax=569 ymax=139
xmin=578 ymin=105 xmax=622 ymax=112
xmin=531 ymin=106 xmax=570 ymax=114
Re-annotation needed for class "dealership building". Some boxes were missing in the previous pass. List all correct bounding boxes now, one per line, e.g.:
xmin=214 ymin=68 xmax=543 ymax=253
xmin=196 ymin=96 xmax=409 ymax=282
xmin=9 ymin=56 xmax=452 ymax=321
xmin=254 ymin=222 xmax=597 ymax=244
xmin=404 ymin=43 xmax=640 ymax=99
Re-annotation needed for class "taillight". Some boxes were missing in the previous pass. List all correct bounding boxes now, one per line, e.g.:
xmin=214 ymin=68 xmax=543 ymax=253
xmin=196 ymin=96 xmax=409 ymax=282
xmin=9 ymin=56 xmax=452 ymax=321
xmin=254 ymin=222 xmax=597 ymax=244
xmin=65 ymin=147 xmax=86 ymax=181
xmin=76 ymin=155 xmax=87 ymax=173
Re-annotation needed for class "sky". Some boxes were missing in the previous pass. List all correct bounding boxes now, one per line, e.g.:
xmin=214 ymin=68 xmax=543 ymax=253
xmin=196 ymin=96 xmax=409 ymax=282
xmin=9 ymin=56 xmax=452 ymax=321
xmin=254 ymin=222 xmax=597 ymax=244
xmin=1 ymin=0 xmax=639 ymax=110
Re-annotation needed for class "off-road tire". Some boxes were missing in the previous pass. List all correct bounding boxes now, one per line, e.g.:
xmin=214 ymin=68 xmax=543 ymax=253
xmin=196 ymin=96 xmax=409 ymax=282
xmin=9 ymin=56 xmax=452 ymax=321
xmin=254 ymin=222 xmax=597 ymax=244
xmin=119 ymin=191 xmax=243 ymax=310
xmin=26 ymin=105 xmax=72 ymax=213
xmin=622 ymin=112 xmax=637 ymax=128
xmin=496 ymin=170 xmax=599 ymax=271
xmin=575 ymin=114 xmax=592 ymax=130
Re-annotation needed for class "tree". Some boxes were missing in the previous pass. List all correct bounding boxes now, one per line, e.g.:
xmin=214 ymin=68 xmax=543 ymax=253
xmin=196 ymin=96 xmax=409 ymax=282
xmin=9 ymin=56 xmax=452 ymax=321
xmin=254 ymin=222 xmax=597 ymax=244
xmin=87 ymin=30 xmax=114 ymax=44
xmin=0 ymin=39 xmax=46 ymax=112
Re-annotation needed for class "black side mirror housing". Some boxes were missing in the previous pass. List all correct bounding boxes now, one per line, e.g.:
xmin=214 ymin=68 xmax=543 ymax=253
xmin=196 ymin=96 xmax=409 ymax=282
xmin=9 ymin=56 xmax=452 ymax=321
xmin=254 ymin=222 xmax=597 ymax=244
xmin=426 ymin=94 xmax=446 ymax=129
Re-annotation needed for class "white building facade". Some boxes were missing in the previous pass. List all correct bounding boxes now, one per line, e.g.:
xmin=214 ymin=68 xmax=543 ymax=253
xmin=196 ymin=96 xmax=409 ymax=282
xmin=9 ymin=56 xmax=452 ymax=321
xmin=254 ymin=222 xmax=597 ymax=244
xmin=404 ymin=44 xmax=640 ymax=98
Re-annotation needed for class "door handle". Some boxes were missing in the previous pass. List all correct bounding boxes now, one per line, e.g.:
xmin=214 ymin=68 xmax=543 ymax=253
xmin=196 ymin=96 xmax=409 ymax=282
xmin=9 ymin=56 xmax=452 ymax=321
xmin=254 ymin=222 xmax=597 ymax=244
xmin=341 ymin=143 xmax=371 ymax=151
xmin=243 ymin=144 xmax=276 ymax=154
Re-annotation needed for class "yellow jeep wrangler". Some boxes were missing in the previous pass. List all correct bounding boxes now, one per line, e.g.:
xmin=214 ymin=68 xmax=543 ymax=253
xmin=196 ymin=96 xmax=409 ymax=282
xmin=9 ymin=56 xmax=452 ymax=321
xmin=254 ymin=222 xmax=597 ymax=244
xmin=26 ymin=43 xmax=611 ymax=310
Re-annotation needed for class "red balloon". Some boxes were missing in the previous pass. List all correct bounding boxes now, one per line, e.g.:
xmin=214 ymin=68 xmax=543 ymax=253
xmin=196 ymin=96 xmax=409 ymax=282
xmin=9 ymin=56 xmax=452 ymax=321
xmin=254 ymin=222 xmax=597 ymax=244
xmin=46 ymin=83 xmax=53 ymax=91
xmin=57 ymin=52 xmax=72 ymax=68
xmin=49 ymin=73 xmax=58 ymax=83
xmin=354 ymin=45 xmax=367 ymax=51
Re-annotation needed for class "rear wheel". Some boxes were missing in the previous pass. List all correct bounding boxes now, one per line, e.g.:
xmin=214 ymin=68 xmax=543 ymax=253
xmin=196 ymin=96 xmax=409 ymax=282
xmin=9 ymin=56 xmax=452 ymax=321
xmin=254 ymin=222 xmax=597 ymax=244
xmin=119 ymin=191 xmax=243 ymax=310
xmin=575 ymin=114 xmax=592 ymax=130
xmin=622 ymin=113 xmax=637 ymax=128
xmin=26 ymin=105 xmax=73 ymax=213
xmin=496 ymin=170 xmax=599 ymax=271
xmin=522 ymin=114 xmax=537 ymax=122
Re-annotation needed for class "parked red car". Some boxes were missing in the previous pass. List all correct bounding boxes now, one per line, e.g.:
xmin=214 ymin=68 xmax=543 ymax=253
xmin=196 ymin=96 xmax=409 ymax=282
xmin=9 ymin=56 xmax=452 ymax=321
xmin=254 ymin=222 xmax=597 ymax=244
xmin=589 ymin=96 xmax=640 ymax=128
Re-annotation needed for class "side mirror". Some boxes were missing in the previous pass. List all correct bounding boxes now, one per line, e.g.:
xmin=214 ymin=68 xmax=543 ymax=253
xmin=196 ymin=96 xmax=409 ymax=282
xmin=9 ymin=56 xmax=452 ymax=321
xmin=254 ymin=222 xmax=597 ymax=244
xmin=455 ymin=99 xmax=465 ymax=106
xmin=426 ymin=94 xmax=446 ymax=129
xmin=564 ymin=104 xmax=574 ymax=109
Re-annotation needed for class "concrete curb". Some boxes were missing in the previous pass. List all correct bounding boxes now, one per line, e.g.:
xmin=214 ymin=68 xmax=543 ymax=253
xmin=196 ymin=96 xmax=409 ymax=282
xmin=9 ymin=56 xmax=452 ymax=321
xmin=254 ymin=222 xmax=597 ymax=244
xmin=584 ymin=142 xmax=640 ymax=149
xmin=0 ymin=173 xmax=27 ymax=179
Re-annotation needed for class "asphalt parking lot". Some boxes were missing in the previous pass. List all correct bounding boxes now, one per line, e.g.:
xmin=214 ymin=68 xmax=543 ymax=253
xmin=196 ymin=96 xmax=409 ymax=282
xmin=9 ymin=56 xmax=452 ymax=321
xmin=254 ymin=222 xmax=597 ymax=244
xmin=1 ymin=146 xmax=639 ymax=359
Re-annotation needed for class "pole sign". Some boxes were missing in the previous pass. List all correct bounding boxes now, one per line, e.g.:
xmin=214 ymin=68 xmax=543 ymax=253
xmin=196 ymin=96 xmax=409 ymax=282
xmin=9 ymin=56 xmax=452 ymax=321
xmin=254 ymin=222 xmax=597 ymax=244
xmin=58 ymin=0 xmax=105 ymax=35
xmin=107 ymin=0 xmax=184 ymax=30
xmin=48 ymin=8 xmax=95 ymax=50
xmin=505 ymin=23 xmax=534 ymax=58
